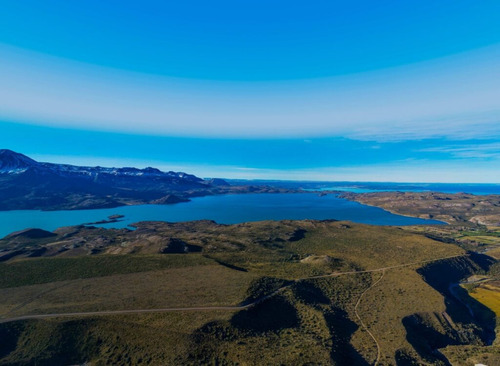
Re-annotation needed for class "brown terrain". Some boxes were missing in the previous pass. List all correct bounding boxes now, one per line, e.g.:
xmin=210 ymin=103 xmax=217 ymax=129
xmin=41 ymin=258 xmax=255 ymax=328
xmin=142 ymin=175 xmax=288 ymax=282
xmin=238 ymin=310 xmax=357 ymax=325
xmin=2 ymin=219 xmax=500 ymax=365
xmin=340 ymin=191 xmax=500 ymax=225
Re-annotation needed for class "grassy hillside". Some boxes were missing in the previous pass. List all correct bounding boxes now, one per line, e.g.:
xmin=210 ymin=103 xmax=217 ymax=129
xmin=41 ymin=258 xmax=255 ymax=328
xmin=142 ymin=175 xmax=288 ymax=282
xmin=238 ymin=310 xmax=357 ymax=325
xmin=1 ymin=219 xmax=495 ymax=365
xmin=0 ymin=254 xmax=213 ymax=288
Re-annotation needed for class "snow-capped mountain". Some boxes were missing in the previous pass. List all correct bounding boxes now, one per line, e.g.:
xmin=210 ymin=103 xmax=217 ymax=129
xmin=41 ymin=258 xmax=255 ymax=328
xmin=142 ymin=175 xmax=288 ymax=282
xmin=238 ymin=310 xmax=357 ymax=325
xmin=0 ymin=149 xmax=228 ymax=210
xmin=0 ymin=149 xmax=202 ymax=182
xmin=0 ymin=149 xmax=39 ymax=174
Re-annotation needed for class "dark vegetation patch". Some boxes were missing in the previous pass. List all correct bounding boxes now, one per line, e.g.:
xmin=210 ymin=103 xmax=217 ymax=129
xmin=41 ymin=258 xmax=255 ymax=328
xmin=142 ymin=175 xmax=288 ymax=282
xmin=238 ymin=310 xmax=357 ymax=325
xmin=205 ymin=255 xmax=248 ymax=272
xmin=293 ymin=280 xmax=330 ymax=306
xmin=485 ymin=260 xmax=500 ymax=279
xmin=299 ymin=277 xmax=371 ymax=365
xmin=0 ymin=254 xmax=212 ymax=288
xmin=0 ymin=315 xmax=207 ymax=366
xmin=4 ymin=229 xmax=57 ymax=240
xmin=424 ymin=233 xmax=458 ymax=244
xmin=402 ymin=314 xmax=455 ymax=365
xmin=181 ymin=297 xmax=300 ymax=364
xmin=185 ymin=244 xmax=202 ymax=252
xmin=242 ymin=276 xmax=292 ymax=304
xmin=26 ymin=247 xmax=47 ymax=257
xmin=182 ymin=321 xmax=238 ymax=365
xmin=181 ymin=276 xmax=371 ymax=365
xmin=231 ymin=296 xmax=299 ymax=333
xmin=0 ymin=322 xmax=24 ymax=360
xmin=450 ymin=284 xmax=496 ymax=327
xmin=418 ymin=254 xmax=495 ymax=294
xmin=288 ymin=228 xmax=307 ymax=241
xmin=158 ymin=238 xmax=188 ymax=253
xmin=0 ymin=250 xmax=26 ymax=263
xmin=324 ymin=308 xmax=369 ymax=365
xmin=395 ymin=349 xmax=421 ymax=366
xmin=0 ymin=319 xmax=100 ymax=366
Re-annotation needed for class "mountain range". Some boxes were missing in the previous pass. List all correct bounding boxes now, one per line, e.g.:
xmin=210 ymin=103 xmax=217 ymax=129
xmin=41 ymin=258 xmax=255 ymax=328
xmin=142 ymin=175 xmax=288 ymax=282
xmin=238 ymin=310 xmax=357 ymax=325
xmin=0 ymin=149 xmax=280 ymax=211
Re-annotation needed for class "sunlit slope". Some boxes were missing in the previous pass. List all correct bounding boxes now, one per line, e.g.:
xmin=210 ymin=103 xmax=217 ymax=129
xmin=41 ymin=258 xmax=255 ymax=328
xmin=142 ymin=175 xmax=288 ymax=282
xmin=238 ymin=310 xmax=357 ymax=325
xmin=1 ymin=220 xmax=488 ymax=365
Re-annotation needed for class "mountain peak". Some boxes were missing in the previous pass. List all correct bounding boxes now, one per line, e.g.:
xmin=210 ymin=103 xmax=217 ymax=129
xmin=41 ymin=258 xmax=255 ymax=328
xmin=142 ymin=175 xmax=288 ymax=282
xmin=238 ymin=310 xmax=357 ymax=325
xmin=0 ymin=150 xmax=216 ymax=185
xmin=0 ymin=149 xmax=23 ymax=156
xmin=0 ymin=149 xmax=39 ymax=172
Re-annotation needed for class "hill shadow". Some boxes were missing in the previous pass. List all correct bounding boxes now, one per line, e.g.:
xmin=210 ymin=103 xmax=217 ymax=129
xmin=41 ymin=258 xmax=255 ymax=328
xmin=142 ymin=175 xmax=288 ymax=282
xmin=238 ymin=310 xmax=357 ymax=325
xmin=403 ymin=253 xmax=497 ymax=363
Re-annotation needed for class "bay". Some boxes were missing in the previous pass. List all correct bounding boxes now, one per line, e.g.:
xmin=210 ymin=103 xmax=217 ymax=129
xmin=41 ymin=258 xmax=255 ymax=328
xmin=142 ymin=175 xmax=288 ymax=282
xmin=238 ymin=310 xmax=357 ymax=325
xmin=0 ymin=193 xmax=445 ymax=238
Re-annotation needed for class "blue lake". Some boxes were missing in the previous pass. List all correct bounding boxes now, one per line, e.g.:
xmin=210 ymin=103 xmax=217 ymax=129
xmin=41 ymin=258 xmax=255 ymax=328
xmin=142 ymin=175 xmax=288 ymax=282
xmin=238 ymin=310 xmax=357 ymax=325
xmin=0 ymin=193 xmax=445 ymax=238
xmin=303 ymin=187 xmax=405 ymax=193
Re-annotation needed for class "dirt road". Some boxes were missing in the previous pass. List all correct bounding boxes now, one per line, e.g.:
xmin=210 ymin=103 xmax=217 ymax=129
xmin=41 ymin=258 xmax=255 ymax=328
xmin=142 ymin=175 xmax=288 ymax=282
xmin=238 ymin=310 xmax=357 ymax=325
xmin=0 ymin=254 xmax=464 ymax=324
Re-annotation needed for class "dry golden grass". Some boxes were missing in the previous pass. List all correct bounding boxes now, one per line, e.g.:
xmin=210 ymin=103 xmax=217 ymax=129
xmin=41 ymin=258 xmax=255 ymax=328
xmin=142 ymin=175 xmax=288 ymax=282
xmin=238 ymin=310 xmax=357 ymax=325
xmin=485 ymin=247 xmax=500 ymax=260
xmin=353 ymin=267 xmax=447 ymax=364
xmin=0 ymin=264 xmax=255 ymax=317
xmin=289 ymin=221 xmax=464 ymax=269
xmin=468 ymin=282 xmax=500 ymax=318
xmin=0 ymin=220 xmax=477 ymax=365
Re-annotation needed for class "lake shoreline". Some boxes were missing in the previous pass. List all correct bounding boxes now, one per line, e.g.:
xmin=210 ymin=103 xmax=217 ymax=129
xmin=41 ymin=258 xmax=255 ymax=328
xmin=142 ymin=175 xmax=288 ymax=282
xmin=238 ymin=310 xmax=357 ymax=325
xmin=0 ymin=193 xmax=446 ymax=238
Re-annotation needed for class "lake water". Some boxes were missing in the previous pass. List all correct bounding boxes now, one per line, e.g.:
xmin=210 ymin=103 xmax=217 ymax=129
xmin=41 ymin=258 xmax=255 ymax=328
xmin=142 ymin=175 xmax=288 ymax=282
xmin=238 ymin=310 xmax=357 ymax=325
xmin=233 ymin=180 xmax=500 ymax=195
xmin=303 ymin=187 xmax=402 ymax=193
xmin=0 ymin=193 xmax=445 ymax=238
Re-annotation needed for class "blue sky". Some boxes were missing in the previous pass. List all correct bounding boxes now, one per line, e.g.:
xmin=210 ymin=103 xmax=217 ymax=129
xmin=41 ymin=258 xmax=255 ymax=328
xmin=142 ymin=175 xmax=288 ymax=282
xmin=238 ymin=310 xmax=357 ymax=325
xmin=0 ymin=1 xmax=499 ymax=182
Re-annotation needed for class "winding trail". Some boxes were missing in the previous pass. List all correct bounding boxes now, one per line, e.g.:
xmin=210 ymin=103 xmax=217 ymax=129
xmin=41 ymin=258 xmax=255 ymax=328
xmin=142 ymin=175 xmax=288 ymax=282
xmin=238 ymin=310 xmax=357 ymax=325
xmin=354 ymin=270 xmax=385 ymax=366
xmin=0 ymin=254 xmax=463 ymax=324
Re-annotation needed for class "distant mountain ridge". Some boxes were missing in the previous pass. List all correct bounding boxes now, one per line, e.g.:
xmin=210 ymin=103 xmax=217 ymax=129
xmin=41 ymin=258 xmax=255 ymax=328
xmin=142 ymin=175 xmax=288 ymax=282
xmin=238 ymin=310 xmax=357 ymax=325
xmin=0 ymin=150 xmax=219 ymax=210
xmin=0 ymin=149 xmax=201 ymax=181
xmin=0 ymin=150 xmax=288 ymax=211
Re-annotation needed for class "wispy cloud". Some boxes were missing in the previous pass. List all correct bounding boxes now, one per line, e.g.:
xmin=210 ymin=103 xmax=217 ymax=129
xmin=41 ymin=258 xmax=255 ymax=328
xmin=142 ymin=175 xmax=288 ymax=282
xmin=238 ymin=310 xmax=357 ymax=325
xmin=223 ymin=161 xmax=500 ymax=183
xmin=418 ymin=142 xmax=500 ymax=159
xmin=1 ymin=44 xmax=499 ymax=141
xmin=347 ymin=111 xmax=500 ymax=142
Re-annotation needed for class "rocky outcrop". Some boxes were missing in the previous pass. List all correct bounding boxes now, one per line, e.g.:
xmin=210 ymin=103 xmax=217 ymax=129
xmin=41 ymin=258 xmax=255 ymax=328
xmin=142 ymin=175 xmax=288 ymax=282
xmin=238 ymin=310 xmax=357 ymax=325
xmin=159 ymin=238 xmax=189 ymax=253
xmin=150 ymin=195 xmax=189 ymax=205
